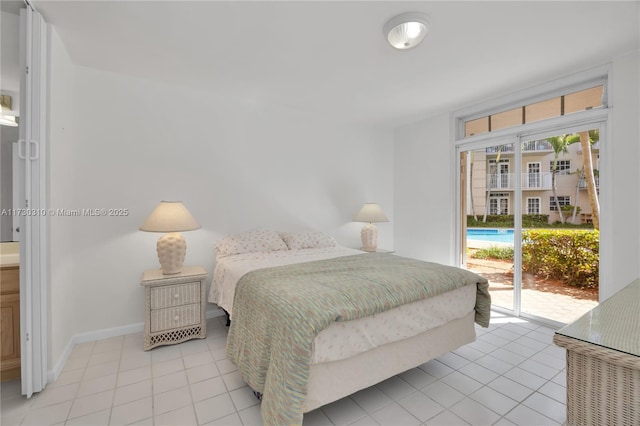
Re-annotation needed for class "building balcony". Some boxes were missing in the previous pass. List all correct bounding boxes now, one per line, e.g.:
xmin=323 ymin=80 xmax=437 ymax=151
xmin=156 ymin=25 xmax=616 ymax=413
xmin=485 ymin=140 xmax=553 ymax=154
xmin=487 ymin=172 xmax=553 ymax=190
xmin=579 ymin=175 xmax=600 ymax=189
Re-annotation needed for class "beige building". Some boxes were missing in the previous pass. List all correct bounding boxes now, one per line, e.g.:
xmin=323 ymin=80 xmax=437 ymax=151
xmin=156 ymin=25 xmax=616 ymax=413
xmin=468 ymin=138 xmax=599 ymax=224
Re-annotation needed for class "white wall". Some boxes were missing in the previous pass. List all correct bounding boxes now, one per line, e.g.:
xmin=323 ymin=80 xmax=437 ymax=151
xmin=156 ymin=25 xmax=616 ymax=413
xmin=393 ymin=113 xmax=454 ymax=265
xmin=394 ymin=50 xmax=640 ymax=302
xmin=47 ymin=26 xmax=76 ymax=369
xmin=47 ymin=56 xmax=394 ymax=367
xmin=606 ymin=49 xmax=640 ymax=300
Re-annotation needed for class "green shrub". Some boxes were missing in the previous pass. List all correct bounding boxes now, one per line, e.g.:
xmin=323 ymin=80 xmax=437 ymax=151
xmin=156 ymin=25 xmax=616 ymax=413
xmin=472 ymin=246 xmax=514 ymax=260
xmin=467 ymin=214 xmax=549 ymax=228
xmin=522 ymin=229 xmax=599 ymax=289
xmin=466 ymin=214 xmax=595 ymax=229
xmin=560 ymin=205 xmax=581 ymax=214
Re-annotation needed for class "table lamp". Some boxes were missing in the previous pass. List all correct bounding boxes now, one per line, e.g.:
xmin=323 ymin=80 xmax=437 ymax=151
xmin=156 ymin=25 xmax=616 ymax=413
xmin=353 ymin=203 xmax=389 ymax=252
xmin=140 ymin=201 xmax=200 ymax=274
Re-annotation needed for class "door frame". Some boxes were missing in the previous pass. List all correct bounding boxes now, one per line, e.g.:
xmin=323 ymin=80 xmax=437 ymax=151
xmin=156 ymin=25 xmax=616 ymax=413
xmin=453 ymin=65 xmax=612 ymax=316
xmin=456 ymin=121 xmax=606 ymax=325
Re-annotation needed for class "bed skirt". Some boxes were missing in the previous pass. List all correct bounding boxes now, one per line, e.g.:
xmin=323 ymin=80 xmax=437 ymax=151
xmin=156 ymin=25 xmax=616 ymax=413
xmin=303 ymin=310 xmax=477 ymax=412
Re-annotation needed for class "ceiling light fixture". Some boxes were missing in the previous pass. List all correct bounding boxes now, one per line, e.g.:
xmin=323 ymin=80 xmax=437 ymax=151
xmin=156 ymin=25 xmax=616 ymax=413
xmin=383 ymin=12 xmax=430 ymax=50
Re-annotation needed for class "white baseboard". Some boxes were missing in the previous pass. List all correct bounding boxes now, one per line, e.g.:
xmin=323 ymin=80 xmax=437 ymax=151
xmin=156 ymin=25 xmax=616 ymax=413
xmin=48 ymin=308 xmax=225 ymax=384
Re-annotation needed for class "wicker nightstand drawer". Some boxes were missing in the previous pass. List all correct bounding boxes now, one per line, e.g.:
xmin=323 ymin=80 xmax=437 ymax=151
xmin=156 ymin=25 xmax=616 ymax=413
xmin=141 ymin=266 xmax=208 ymax=350
xmin=150 ymin=282 xmax=200 ymax=309
xmin=150 ymin=304 xmax=200 ymax=332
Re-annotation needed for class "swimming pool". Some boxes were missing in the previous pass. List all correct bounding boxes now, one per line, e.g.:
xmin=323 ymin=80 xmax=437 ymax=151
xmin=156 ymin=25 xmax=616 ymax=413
xmin=467 ymin=228 xmax=514 ymax=244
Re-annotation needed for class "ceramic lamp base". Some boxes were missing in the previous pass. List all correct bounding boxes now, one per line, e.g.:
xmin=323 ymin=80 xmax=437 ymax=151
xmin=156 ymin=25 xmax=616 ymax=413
xmin=157 ymin=232 xmax=187 ymax=275
xmin=360 ymin=223 xmax=378 ymax=252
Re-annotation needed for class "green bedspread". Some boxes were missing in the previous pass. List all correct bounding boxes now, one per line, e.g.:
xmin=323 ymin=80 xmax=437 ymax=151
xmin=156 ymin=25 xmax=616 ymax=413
xmin=226 ymin=253 xmax=490 ymax=425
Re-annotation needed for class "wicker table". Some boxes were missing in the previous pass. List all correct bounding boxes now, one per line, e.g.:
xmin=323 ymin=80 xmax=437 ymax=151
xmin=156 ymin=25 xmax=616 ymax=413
xmin=553 ymin=279 xmax=640 ymax=426
xmin=140 ymin=266 xmax=208 ymax=350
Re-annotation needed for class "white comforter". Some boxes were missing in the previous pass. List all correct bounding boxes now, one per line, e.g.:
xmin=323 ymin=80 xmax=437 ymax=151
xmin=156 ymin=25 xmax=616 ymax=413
xmin=209 ymin=247 xmax=476 ymax=364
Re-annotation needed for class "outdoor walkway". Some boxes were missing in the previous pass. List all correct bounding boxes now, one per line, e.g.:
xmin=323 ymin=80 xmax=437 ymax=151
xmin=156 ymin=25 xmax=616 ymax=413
xmin=488 ymin=283 xmax=598 ymax=324
xmin=466 ymin=247 xmax=599 ymax=325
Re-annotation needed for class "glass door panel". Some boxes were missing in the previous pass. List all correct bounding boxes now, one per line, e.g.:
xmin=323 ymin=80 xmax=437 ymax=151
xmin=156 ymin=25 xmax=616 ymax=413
xmin=461 ymin=143 xmax=515 ymax=312
xmin=519 ymin=131 xmax=600 ymax=323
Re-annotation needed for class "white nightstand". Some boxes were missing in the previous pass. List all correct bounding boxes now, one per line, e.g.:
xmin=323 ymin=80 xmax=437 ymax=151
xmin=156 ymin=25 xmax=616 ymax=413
xmin=140 ymin=266 xmax=208 ymax=350
xmin=359 ymin=248 xmax=395 ymax=254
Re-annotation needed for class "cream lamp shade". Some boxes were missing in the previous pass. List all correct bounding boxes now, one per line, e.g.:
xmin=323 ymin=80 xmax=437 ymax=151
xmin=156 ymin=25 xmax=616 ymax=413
xmin=353 ymin=203 xmax=389 ymax=252
xmin=140 ymin=201 xmax=200 ymax=275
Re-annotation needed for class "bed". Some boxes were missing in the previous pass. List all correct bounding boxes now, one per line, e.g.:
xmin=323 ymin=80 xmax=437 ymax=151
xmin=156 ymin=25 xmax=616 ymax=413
xmin=208 ymin=229 xmax=491 ymax=425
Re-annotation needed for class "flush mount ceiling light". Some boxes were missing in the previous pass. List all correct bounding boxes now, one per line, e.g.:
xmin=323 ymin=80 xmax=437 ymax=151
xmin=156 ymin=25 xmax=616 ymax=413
xmin=383 ymin=12 xmax=430 ymax=50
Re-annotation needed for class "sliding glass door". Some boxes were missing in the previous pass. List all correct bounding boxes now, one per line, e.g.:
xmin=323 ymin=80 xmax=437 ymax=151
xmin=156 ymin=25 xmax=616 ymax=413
xmin=460 ymin=126 xmax=601 ymax=325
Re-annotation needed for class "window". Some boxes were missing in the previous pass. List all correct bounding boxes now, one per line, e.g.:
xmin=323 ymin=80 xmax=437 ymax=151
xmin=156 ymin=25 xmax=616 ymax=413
xmin=564 ymin=86 xmax=603 ymax=114
xmin=549 ymin=196 xmax=571 ymax=211
xmin=550 ymin=160 xmax=571 ymax=175
xmin=463 ymin=84 xmax=604 ymax=138
xmin=465 ymin=117 xmax=489 ymax=137
xmin=525 ymin=98 xmax=561 ymax=123
xmin=526 ymin=163 xmax=542 ymax=188
xmin=491 ymin=107 xmax=522 ymax=132
xmin=526 ymin=197 xmax=541 ymax=214
xmin=489 ymin=193 xmax=510 ymax=215
xmin=489 ymin=159 xmax=511 ymax=189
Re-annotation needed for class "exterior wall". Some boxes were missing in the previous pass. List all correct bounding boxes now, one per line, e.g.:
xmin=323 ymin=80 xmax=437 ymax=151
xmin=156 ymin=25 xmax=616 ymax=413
xmin=468 ymin=141 xmax=599 ymax=224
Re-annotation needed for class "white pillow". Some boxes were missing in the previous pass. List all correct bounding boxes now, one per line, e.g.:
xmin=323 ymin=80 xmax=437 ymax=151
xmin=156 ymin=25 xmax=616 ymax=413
xmin=215 ymin=229 xmax=288 ymax=258
xmin=280 ymin=230 xmax=337 ymax=250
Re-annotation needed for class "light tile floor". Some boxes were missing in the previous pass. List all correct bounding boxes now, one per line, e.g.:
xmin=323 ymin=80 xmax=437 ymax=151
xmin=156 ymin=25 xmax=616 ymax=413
xmin=1 ymin=312 xmax=567 ymax=425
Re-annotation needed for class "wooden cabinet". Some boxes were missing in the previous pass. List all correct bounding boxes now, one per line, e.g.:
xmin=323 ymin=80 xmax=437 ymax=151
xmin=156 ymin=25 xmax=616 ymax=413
xmin=1 ymin=266 xmax=20 ymax=381
xmin=140 ymin=266 xmax=207 ymax=350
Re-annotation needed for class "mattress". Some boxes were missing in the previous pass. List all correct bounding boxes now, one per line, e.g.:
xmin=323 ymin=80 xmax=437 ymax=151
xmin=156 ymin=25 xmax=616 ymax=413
xmin=210 ymin=247 xmax=477 ymax=364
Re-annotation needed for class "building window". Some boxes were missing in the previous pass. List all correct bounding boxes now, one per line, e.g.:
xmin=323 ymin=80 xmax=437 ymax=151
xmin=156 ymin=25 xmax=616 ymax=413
xmin=526 ymin=162 xmax=542 ymax=188
xmin=526 ymin=197 xmax=541 ymax=214
xmin=550 ymin=160 xmax=571 ymax=175
xmin=549 ymin=196 xmax=571 ymax=211
xmin=488 ymin=159 xmax=511 ymax=189
xmin=490 ymin=193 xmax=510 ymax=215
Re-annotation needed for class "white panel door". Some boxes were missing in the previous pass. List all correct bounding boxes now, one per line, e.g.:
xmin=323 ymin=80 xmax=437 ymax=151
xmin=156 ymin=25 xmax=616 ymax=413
xmin=18 ymin=6 xmax=48 ymax=397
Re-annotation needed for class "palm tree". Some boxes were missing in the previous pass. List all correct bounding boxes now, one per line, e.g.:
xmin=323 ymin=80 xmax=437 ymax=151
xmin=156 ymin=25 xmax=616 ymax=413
xmin=571 ymin=167 xmax=585 ymax=223
xmin=483 ymin=146 xmax=503 ymax=222
xmin=546 ymin=134 xmax=580 ymax=224
xmin=469 ymin=151 xmax=478 ymax=220
xmin=577 ymin=130 xmax=600 ymax=230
